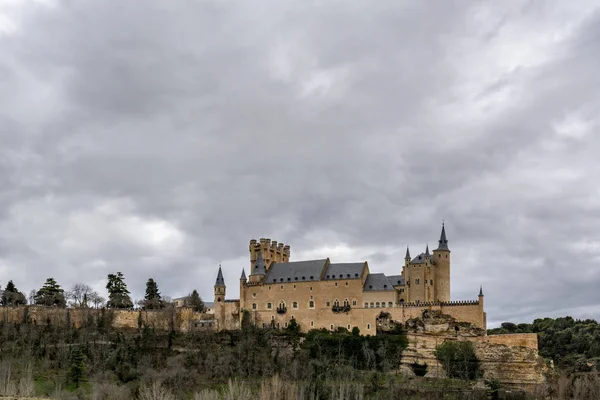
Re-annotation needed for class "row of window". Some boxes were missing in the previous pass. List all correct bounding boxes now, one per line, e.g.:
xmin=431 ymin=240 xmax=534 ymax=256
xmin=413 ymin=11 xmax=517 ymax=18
xmin=270 ymin=273 xmax=360 ymax=283
xmin=264 ymin=281 xmax=352 ymax=292
xmin=251 ymin=299 xmax=358 ymax=310
xmin=261 ymin=319 xmax=372 ymax=331
xmin=364 ymin=301 xmax=395 ymax=308
xmin=413 ymin=279 xmax=434 ymax=285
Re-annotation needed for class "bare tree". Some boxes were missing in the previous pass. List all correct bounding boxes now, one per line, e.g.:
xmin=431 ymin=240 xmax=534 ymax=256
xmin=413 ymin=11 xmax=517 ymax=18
xmin=66 ymin=283 xmax=94 ymax=307
xmin=88 ymin=291 xmax=105 ymax=309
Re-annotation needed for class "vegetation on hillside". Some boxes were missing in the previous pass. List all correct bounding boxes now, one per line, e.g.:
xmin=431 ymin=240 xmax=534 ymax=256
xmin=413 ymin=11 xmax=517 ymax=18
xmin=488 ymin=317 xmax=600 ymax=372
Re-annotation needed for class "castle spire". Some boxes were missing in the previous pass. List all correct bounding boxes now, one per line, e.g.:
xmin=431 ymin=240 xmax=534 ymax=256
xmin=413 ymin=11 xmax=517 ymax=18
xmin=252 ymin=252 xmax=266 ymax=275
xmin=240 ymin=269 xmax=247 ymax=280
xmin=425 ymin=244 xmax=430 ymax=257
xmin=479 ymin=285 xmax=484 ymax=297
xmin=215 ymin=266 xmax=225 ymax=286
xmin=405 ymin=246 xmax=411 ymax=260
xmin=436 ymin=223 xmax=449 ymax=251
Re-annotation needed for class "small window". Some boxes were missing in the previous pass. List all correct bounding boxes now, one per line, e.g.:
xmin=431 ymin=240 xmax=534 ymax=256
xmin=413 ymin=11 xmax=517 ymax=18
xmin=347 ymin=274 xmax=350 ymax=278
xmin=269 ymin=286 xmax=272 ymax=290
xmin=293 ymin=284 xmax=296 ymax=289
xmin=345 ymin=282 xmax=348 ymax=286
xmin=310 ymin=321 xmax=314 ymax=327
xmin=252 ymin=293 xmax=257 ymax=298
xmin=355 ymin=273 xmax=358 ymax=277
xmin=326 ymin=301 xmax=330 ymax=307
xmin=326 ymin=275 xmax=330 ymax=278
xmin=280 ymin=278 xmax=283 ymax=282
xmin=369 ymin=285 xmax=372 ymax=289
xmin=343 ymin=299 xmax=349 ymax=307
xmin=400 ymin=289 xmax=405 ymax=293
xmin=280 ymin=285 xmax=284 ymax=289
xmin=272 ymin=315 xmax=275 ymax=320
xmin=446 ymin=254 xmax=448 ymax=258
xmin=370 ymin=302 xmax=374 ymax=307
xmin=388 ymin=302 xmax=393 ymax=307
xmin=424 ymin=280 xmax=428 ymax=284
xmin=302 ymin=276 xmax=305 ymax=280
xmin=330 ymin=324 xmax=334 ymax=330
xmin=334 ymin=299 xmax=340 ymax=307
xmin=376 ymin=302 xmax=380 ymax=307
xmin=415 ymin=279 xmax=420 ymax=285
xmin=273 ymin=279 xmax=276 ymax=282
xmin=383 ymin=285 xmax=387 ymax=288
xmin=364 ymin=302 xmax=369 ymax=307
xmin=309 ymin=287 xmax=313 ymax=291
xmin=347 ymin=324 xmax=351 ymax=330
xmin=284 ymin=322 xmax=288 ymax=328
xmin=292 ymin=302 xmax=298 ymax=309
xmin=335 ymin=282 xmax=338 ymax=287
xmin=332 ymin=275 xmax=336 ymax=278
xmin=352 ymin=299 xmax=357 ymax=306
xmin=310 ymin=275 xmax=314 ymax=279
xmin=309 ymin=301 xmax=315 ymax=308
xmin=287 ymin=278 xmax=291 ymax=281
xmin=252 ymin=303 xmax=257 ymax=310
xmin=267 ymin=303 xmax=272 ymax=309
xmin=367 ymin=323 xmax=371 ymax=330
xmin=431 ymin=280 xmax=434 ymax=285
xmin=294 ymin=277 xmax=298 ymax=281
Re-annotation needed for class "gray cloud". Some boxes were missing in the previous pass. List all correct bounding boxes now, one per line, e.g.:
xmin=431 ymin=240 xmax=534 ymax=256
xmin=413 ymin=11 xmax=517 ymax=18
xmin=1 ymin=0 xmax=599 ymax=326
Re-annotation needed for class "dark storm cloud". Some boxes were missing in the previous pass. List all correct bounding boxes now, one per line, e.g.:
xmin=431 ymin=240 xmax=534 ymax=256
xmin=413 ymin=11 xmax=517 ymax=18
xmin=0 ymin=1 xmax=599 ymax=324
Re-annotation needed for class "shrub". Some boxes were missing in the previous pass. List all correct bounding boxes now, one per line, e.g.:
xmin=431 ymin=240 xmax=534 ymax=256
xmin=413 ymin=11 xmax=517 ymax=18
xmin=435 ymin=340 xmax=482 ymax=380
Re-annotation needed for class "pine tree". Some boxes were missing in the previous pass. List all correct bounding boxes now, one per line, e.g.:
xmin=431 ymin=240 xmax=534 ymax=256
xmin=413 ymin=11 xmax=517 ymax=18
xmin=143 ymin=278 xmax=163 ymax=309
xmin=106 ymin=272 xmax=133 ymax=309
xmin=184 ymin=289 xmax=205 ymax=312
xmin=68 ymin=347 xmax=86 ymax=388
xmin=1 ymin=280 xmax=27 ymax=306
xmin=34 ymin=278 xmax=66 ymax=307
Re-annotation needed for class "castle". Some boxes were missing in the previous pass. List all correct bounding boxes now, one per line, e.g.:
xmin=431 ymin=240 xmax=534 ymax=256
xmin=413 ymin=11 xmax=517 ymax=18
xmin=212 ymin=225 xmax=486 ymax=334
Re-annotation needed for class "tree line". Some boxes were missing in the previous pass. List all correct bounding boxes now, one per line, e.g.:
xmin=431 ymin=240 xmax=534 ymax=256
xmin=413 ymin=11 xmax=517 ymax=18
xmin=0 ymin=272 xmax=205 ymax=312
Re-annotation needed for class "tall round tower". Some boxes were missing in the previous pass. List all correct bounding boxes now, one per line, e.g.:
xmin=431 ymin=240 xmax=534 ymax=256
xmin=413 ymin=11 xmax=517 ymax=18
xmin=432 ymin=223 xmax=451 ymax=302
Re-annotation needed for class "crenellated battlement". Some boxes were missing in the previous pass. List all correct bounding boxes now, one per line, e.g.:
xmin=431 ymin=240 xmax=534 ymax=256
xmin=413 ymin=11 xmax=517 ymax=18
xmin=249 ymin=238 xmax=290 ymax=270
xmin=398 ymin=300 xmax=479 ymax=308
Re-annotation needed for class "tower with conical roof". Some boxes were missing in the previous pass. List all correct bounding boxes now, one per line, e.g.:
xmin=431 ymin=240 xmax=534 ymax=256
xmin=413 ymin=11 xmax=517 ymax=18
xmin=432 ymin=223 xmax=451 ymax=302
xmin=214 ymin=266 xmax=226 ymax=303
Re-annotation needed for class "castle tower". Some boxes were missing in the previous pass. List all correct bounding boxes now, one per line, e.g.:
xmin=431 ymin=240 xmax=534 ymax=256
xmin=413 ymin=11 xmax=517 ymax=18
xmin=432 ymin=223 xmax=451 ymax=302
xmin=239 ymin=269 xmax=247 ymax=310
xmin=249 ymin=238 xmax=290 ymax=272
xmin=249 ymin=252 xmax=267 ymax=284
xmin=214 ymin=266 xmax=226 ymax=330
xmin=403 ymin=246 xmax=410 ymax=277
xmin=214 ymin=266 xmax=226 ymax=303
xmin=478 ymin=286 xmax=486 ymax=331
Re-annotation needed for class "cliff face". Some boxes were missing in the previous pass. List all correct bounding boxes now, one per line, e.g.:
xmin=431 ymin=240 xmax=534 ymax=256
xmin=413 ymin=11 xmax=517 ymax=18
xmin=383 ymin=310 xmax=551 ymax=388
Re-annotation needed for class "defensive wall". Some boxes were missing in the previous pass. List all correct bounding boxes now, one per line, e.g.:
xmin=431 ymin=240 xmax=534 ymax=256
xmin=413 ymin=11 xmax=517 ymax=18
xmin=1 ymin=306 xmax=215 ymax=332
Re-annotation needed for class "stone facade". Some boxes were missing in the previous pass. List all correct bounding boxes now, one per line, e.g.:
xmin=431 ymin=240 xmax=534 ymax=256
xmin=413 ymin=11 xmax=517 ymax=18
xmin=210 ymin=225 xmax=487 ymax=333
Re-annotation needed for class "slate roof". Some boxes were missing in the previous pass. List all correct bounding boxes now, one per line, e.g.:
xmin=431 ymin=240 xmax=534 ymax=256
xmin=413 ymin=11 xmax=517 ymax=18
xmin=387 ymin=274 xmax=405 ymax=286
xmin=436 ymin=224 xmax=450 ymax=251
xmin=215 ymin=267 xmax=225 ymax=286
xmin=323 ymin=262 xmax=365 ymax=280
xmin=265 ymin=259 xmax=328 ymax=283
xmin=251 ymin=252 xmax=267 ymax=276
xmin=363 ymin=273 xmax=395 ymax=291
xmin=410 ymin=253 xmax=435 ymax=265
xmin=240 ymin=269 xmax=247 ymax=280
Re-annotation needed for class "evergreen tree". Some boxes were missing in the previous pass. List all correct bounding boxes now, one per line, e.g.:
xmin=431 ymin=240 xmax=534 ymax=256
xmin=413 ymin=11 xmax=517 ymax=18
xmin=1 ymin=280 xmax=27 ymax=306
xmin=68 ymin=347 xmax=86 ymax=388
xmin=184 ymin=289 xmax=205 ymax=312
xmin=142 ymin=278 xmax=163 ymax=309
xmin=34 ymin=278 xmax=66 ymax=307
xmin=106 ymin=272 xmax=133 ymax=309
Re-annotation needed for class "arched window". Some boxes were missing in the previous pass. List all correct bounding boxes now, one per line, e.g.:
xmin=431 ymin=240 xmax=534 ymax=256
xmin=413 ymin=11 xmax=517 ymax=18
xmin=309 ymin=300 xmax=315 ymax=308
xmin=330 ymin=324 xmax=334 ymax=331
xmin=367 ymin=323 xmax=371 ymax=330
xmin=347 ymin=324 xmax=351 ymax=330
xmin=343 ymin=299 xmax=349 ymax=307
xmin=334 ymin=299 xmax=340 ymax=307
xmin=310 ymin=321 xmax=314 ymax=327
xmin=388 ymin=302 xmax=393 ymax=307
xmin=364 ymin=302 xmax=369 ymax=308
xmin=352 ymin=299 xmax=357 ymax=306
xmin=267 ymin=302 xmax=272 ymax=309
xmin=370 ymin=302 xmax=374 ymax=307
xmin=292 ymin=301 xmax=298 ymax=309
xmin=252 ymin=303 xmax=257 ymax=310
xmin=400 ymin=298 xmax=405 ymax=303
xmin=375 ymin=302 xmax=380 ymax=307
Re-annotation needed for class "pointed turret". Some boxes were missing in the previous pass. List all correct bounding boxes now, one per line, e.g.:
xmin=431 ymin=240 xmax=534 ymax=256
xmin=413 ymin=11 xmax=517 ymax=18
xmin=405 ymin=246 xmax=411 ymax=260
xmin=436 ymin=223 xmax=450 ymax=251
xmin=479 ymin=285 xmax=483 ymax=297
xmin=215 ymin=266 xmax=225 ymax=286
xmin=252 ymin=252 xmax=266 ymax=276
xmin=240 ymin=269 xmax=247 ymax=281
xmin=425 ymin=244 xmax=430 ymax=257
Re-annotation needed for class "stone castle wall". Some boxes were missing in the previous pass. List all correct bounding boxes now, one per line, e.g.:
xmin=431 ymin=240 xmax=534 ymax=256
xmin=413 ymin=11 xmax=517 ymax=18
xmin=1 ymin=306 xmax=214 ymax=332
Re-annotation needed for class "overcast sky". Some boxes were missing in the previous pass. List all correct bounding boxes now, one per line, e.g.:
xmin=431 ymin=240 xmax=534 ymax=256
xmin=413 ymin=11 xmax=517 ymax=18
xmin=1 ymin=1 xmax=599 ymax=327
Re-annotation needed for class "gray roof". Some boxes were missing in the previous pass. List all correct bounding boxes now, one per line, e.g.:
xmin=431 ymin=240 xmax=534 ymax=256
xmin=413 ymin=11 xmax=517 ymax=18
xmin=363 ymin=273 xmax=395 ymax=291
xmin=204 ymin=302 xmax=215 ymax=309
xmin=265 ymin=259 xmax=328 ymax=283
xmin=251 ymin=252 xmax=266 ymax=276
xmin=323 ymin=262 xmax=365 ymax=280
xmin=387 ymin=274 xmax=405 ymax=286
xmin=240 ymin=269 xmax=247 ymax=280
xmin=215 ymin=267 xmax=225 ymax=286
xmin=405 ymin=246 xmax=411 ymax=259
xmin=410 ymin=252 xmax=435 ymax=265
xmin=436 ymin=224 xmax=450 ymax=251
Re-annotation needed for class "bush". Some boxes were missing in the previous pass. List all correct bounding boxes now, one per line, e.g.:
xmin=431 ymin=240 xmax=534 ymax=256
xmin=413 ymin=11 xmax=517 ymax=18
xmin=435 ymin=340 xmax=482 ymax=380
